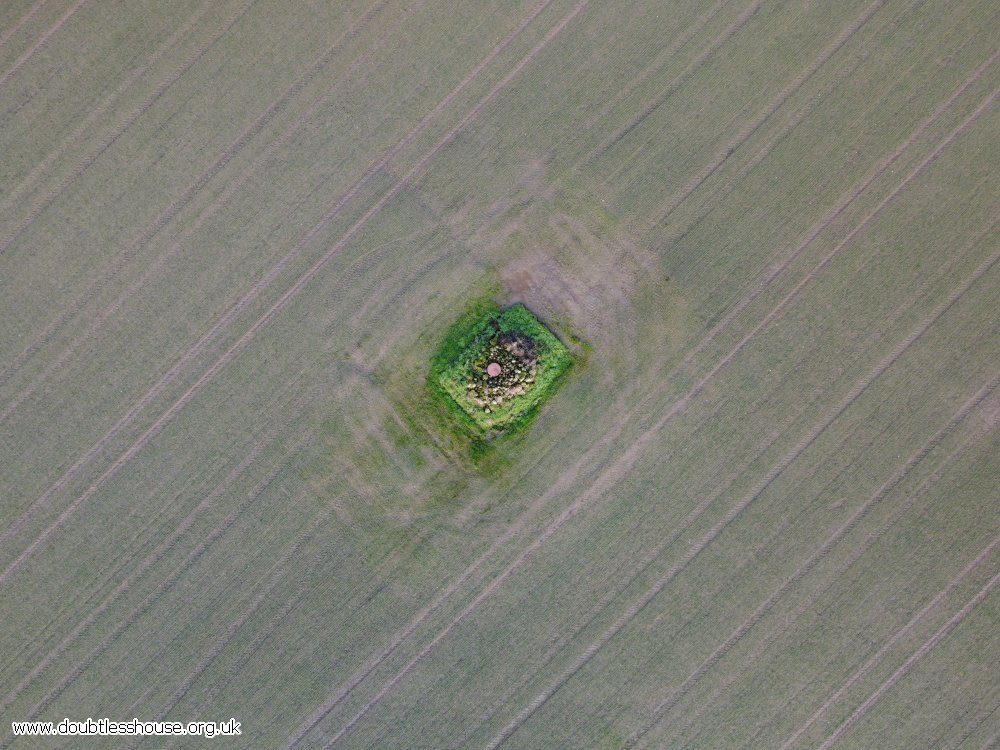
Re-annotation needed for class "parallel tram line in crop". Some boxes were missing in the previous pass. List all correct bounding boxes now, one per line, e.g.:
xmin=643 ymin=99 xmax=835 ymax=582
xmin=0 ymin=0 xmax=217 ymax=223
xmin=646 ymin=0 xmax=901 ymax=228
xmin=0 ymin=0 xmax=88 ymax=90
xmin=665 ymin=42 xmax=1000 ymax=379
xmin=0 ymin=375 xmax=325 ymax=715
xmin=282 ymin=60 xmax=1000 ymax=748
xmin=0 ymin=0 xmax=397 ymax=418
xmin=126 ymin=489 xmax=339 ymax=750
xmin=0 ymin=0 xmax=566 ymax=573
xmin=0 ymin=0 xmax=51 ymax=54
xmin=626 ymin=375 xmax=1000 ymax=748
xmin=782 ymin=531 xmax=1000 ymax=749
xmin=965 ymin=705 xmax=1000 ymax=750
xmin=483 ymin=243 xmax=1000 ymax=750
xmin=574 ymin=0 xmax=730 ymax=141
xmin=170 ymin=543 xmax=341 ymax=747
xmin=588 ymin=0 xmax=766 ymax=177
xmin=0 ymin=0 xmax=259 ymax=256
xmin=4 ymin=429 xmax=318 ymax=738
xmin=816 ymin=554 xmax=1000 ymax=750
xmin=668 ymin=419 xmax=993 ymax=750
xmin=659 ymin=26 xmax=992 ymax=259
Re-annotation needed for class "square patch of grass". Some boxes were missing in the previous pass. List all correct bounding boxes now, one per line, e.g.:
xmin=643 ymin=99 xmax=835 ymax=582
xmin=430 ymin=303 xmax=573 ymax=435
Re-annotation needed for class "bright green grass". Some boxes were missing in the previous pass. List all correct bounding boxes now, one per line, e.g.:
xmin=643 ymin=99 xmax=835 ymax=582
xmin=430 ymin=302 xmax=573 ymax=435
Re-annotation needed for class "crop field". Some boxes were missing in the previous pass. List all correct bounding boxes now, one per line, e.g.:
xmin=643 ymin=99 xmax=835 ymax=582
xmin=0 ymin=0 xmax=998 ymax=747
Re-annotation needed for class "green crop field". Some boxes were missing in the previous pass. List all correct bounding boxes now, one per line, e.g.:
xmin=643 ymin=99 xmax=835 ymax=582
xmin=0 ymin=0 xmax=997 ymax=748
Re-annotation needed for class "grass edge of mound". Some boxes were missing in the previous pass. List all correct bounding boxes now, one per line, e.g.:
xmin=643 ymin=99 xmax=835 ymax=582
xmin=429 ymin=300 xmax=574 ymax=441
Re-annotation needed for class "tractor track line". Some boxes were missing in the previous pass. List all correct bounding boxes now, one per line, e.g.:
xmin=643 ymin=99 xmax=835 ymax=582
xmin=0 ymin=0 xmax=560 ymax=559
xmin=9 ymin=430 xmax=315 ymax=734
xmin=0 ymin=0 xmax=395 ymax=417
xmin=158 ymin=585 xmax=313 ymax=745
xmin=647 ymin=0 xmax=893 ymax=228
xmin=459 ymin=210 xmax=998 ymax=748
xmin=288 ymin=75 xmax=998 ymax=749
xmin=0 ymin=0 xmax=259 ymax=256
xmin=0 ymin=0 xmax=87 ymax=89
xmin=484 ymin=242 xmax=1000 ymax=748
xmin=0 ymin=0 xmax=216 ymax=221
xmin=785 ymin=533 xmax=1000 ymax=749
xmin=817 ymin=556 xmax=1000 ymax=750
xmin=589 ymin=0 xmax=765 ymax=173
xmin=671 ymin=45 xmax=1000 ymax=377
xmin=951 ymin=702 xmax=1000 ymax=750
xmin=0 ymin=378 xmax=322 ymax=713
xmin=0 ymin=0 xmax=50 ymax=53
xmin=667 ymin=421 xmax=988 ymax=750
xmin=627 ymin=374 xmax=1000 ymax=748
xmin=135 ymin=491 xmax=333 ymax=743
xmin=662 ymin=23 xmax=990 ymax=252
xmin=972 ymin=706 xmax=1000 ymax=750
xmin=175 ymin=564 xmax=317 ymax=740
xmin=576 ymin=0 xmax=729 ymax=138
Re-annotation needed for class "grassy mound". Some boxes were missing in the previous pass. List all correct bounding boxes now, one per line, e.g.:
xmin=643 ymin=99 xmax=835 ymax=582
xmin=430 ymin=302 xmax=573 ymax=435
